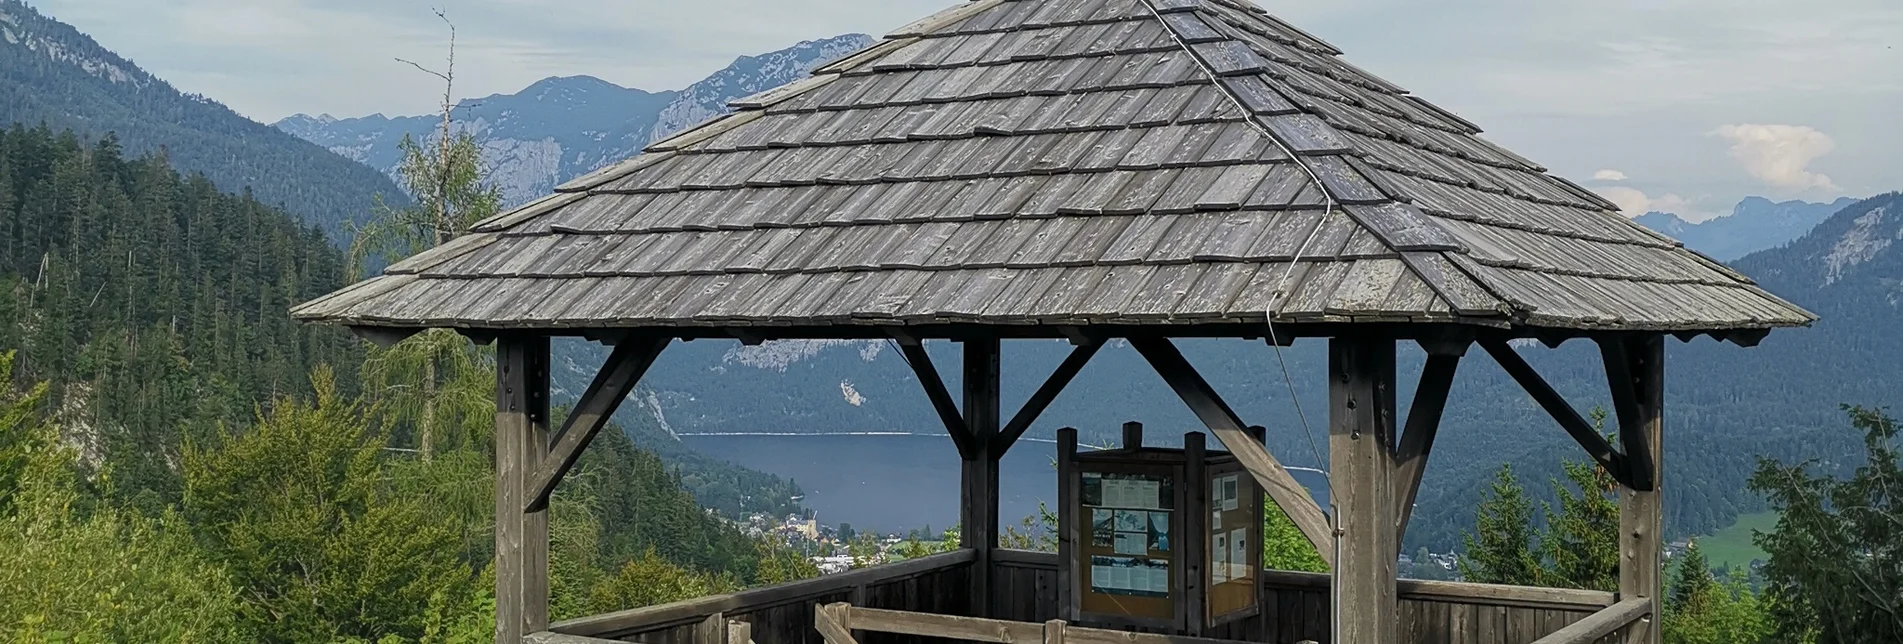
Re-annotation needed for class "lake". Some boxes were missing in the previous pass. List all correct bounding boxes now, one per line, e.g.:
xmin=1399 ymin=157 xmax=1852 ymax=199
xmin=681 ymin=433 xmax=1330 ymax=534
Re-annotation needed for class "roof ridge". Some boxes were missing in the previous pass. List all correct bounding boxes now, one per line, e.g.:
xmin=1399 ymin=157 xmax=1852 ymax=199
xmin=1143 ymin=0 xmax=1513 ymax=317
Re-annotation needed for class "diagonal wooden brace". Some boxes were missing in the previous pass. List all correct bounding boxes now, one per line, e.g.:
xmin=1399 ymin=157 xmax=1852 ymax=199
xmin=1480 ymin=339 xmax=1632 ymax=486
xmin=992 ymin=339 xmax=1102 ymax=455
xmin=525 ymin=336 xmax=669 ymax=513
xmin=1129 ymin=337 xmax=1335 ymax=567
xmin=897 ymin=340 xmax=974 ymax=457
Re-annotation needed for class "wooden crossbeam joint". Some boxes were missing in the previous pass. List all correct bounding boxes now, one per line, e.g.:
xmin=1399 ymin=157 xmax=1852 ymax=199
xmin=1528 ymin=598 xmax=1651 ymax=644
xmin=526 ymin=336 xmax=669 ymax=513
xmin=992 ymin=339 xmax=1102 ymax=455
xmin=1598 ymin=336 xmax=1658 ymax=492
xmin=1480 ymin=339 xmax=1635 ymax=486
xmin=896 ymin=342 xmax=974 ymax=457
xmin=1128 ymin=337 xmax=1335 ymax=566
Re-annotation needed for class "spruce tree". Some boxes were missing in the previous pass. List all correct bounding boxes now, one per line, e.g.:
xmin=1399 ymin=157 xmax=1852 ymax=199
xmin=1458 ymin=464 xmax=1543 ymax=585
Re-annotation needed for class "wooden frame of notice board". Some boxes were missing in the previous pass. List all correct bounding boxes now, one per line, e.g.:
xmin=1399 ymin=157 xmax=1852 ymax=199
xmin=1056 ymin=423 xmax=1264 ymax=636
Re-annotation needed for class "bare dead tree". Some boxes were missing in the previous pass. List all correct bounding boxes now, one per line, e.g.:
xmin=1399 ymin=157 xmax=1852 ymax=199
xmin=394 ymin=8 xmax=459 ymax=247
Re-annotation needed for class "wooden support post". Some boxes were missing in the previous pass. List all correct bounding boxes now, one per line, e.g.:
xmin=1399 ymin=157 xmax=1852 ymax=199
xmin=1614 ymin=335 xmax=1665 ymax=644
xmin=1129 ymin=337 xmax=1335 ymax=567
xmin=496 ymin=334 xmax=552 ymax=643
xmin=1057 ymin=427 xmax=1080 ymax=621
xmin=1183 ymin=432 xmax=1208 ymax=637
xmin=1330 ymin=336 xmax=1399 ymax=644
xmin=1122 ymin=421 xmax=1144 ymax=450
xmin=961 ymin=337 xmax=1002 ymax=618
xmin=1395 ymin=352 xmax=1461 ymax=546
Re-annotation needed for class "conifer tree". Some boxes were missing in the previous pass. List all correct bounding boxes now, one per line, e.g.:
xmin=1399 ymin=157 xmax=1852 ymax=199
xmin=1458 ymin=464 xmax=1542 ymax=585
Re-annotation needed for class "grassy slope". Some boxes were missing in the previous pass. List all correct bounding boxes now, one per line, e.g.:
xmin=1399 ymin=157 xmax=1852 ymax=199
xmin=1698 ymin=511 xmax=1776 ymax=570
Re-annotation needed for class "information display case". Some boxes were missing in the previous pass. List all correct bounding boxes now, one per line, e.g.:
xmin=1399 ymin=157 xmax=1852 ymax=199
xmin=1057 ymin=423 xmax=1264 ymax=635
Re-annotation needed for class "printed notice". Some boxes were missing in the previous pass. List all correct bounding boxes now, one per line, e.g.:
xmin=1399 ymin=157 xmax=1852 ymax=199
xmin=1091 ymin=508 xmax=1114 ymax=547
xmin=1148 ymin=512 xmax=1170 ymax=552
xmin=1229 ymin=528 xmax=1248 ymax=580
xmin=1115 ymin=531 xmax=1147 ymax=556
xmin=1220 ymin=475 xmax=1240 ymax=511
xmin=1148 ymin=560 xmax=1170 ymax=593
xmin=1130 ymin=479 xmax=1161 ymax=510
xmin=1211 ymin=533 xmax=1229 ymax=583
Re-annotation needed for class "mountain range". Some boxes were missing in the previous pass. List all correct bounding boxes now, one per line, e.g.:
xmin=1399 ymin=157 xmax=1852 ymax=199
xmin=274 ymin=34 xmax=875 ymax=207
xmin=1633 ymin=196 xmax=1862 ymax=261
xmin=0 ymin=0 xmax=406 ymax=239
xmin=11 ymin=0 xmax=1895 ymax=552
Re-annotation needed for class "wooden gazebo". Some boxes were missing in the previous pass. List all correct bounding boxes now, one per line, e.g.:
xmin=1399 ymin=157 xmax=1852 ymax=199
xmin=293 ymin=0 xmax=1813 ymax=643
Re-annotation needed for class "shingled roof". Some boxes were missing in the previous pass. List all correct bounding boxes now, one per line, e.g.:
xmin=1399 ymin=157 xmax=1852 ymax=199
xmin=293 ymin=0 xmax=1814 ymax=334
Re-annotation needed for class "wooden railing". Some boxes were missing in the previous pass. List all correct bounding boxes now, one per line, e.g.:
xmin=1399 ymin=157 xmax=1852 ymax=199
xmin=547 ymin=550 xmax=975 ymax=643
xmin=997 ymin=549 xmax=1636 ymax=644
xmin=543 ymin=549 xmax=1641 ymax=644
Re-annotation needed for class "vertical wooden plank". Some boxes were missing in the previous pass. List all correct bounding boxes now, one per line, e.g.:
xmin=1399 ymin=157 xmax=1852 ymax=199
xmin=1057 ymin=427 xmax=1079 ymax=622
xmin=695 ymin=612 xmax=728 ymax=644
xmin=729 ymin=619 xmax=753 ymax=644
xmin=1123 ymin=421 xmax=1145 ymax=449
xmin=1446 ymin=602 xmax=1474 ymax=644
xmin=1618 ymin=335 xmax=1664 ymax=644
xmin=1331 ymin=335 xmax=1400 ymax=644
xmin=495 ymin=334 xmax=551 ymax=643
xmin=1183 ymin=432 xmax=1208 ymax=636
xmin=962 ymin=337 xmax=1002 ymax=618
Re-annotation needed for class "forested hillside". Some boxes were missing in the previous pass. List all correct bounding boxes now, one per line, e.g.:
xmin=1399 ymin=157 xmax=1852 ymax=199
xmin=0 ymin=0 xmax=407 ymax=238
xmin=0 ymin=127 xmax=814 ymax=640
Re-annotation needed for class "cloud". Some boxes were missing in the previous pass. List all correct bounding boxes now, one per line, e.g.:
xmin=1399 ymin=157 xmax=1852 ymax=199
xmin=1597 ymin=187 xmax=1693 ymax=218
xmin=1711 ymin=124 xmax=1840 ymax=192
xmin=1593 ymin=169 xmax=1628 ymax=181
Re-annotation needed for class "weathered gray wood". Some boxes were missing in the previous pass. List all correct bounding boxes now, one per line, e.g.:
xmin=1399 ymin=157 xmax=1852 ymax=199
xmin=1528 ymin=599 xmax=1650 ymax=644
xmin=526 ymin=631 xmax=629 ymax=644
xmin=1183 ymin=432 xmax=1208 ymax=636
xmin=1056 ymin=428 xmax=1079 ymax=622
xmin=728 ymin=619 xmax=752 ymax=644
xmin=995 ymin=340 xmax=1102 ymax=455
xmin=1617 ymin=336 xmax=1665 ymax=644
xmin=1127 ymin=337 xmax=1335 ymax=566
xmin=1395 ymin=353 xmax=1461 ymax=545
xmin=1331 ymin=336 xmax=1400 ymax=644
xmin=498 ymin=335 xmax=553 ymax=643
xmin=1479 ymin=339 xmax=1629 ymax=482
xmin=815 ymin=603 xmax=862 ymax=644
xmin=526 ymin=336 xmax=669 ymax=512
xmin=1044 ymin=620 xmax=1066 ymax=644
xmin=1598 ymin=337 xmax=1656 ymax=492
xmin=553 ymin=550 xmax=973 ymax=637
xmin=963 ymin=337 xmax=1002 ymax=619
xmin=844 ymin=605 xmax=1042 ymax=643
xmin=897 ymin=340 xmax=974 ymax=456
xmin=693 ymin=612 xmax=726 ymax=644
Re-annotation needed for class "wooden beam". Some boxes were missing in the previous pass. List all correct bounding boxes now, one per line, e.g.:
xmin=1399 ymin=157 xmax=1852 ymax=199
xmin=898 ymin=341 xmax=974 ymax=457
xmin=1127 ymin=337 xmax=1335 ymax=567
xmin=1182 ymin=432 xmax=1208 ymax=637
xmin=993 ymin=340 xmax=1102 ymax=455
xmin=551 ymin=550 xmax=974 ymax=636
xmin=1056 ymin=428 xmax=1079 ymax=621
xmin=525 ymin=336 xmax=669 ymax=512
xmin=1529 ymin=598 xmax=1651 ymax=644
xmin=1599 ymin=337 xmax=1656 ymax=492
xmin=841 ymin=605 xmax=1043 ymax=643
xmin=1395 ymin=353 xmax=1460 ymax=545
xmin=497 ymin=335 xmax=553 ymax=643
xmin=1479 ymin=339 xmax=1627 ymax=479
xmin=526 ymin=632 xmax=629 ymax=644
xmin=961 ymin=337 xmax=1003 ymax=618
xmin=814 ymin=603 xmax=862 ymax=644
xmin=1618 ymin=335 xmax=1665 ymax=644
xmin=1331 ymin=336 xmax=1400 ymax=644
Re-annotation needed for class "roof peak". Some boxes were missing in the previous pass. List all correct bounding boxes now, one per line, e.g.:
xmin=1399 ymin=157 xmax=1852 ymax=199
xmin=294 ymin=0 xmax=1813 ymax=335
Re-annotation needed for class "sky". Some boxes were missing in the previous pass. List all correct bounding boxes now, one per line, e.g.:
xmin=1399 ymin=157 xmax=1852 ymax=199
xmin=30 ymin=0 xmax=1903 ymax=221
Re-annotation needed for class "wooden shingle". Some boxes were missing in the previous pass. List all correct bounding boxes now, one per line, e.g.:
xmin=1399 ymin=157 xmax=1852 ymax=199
xmin=294 ymin=0 xmax=1813 ymax=335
